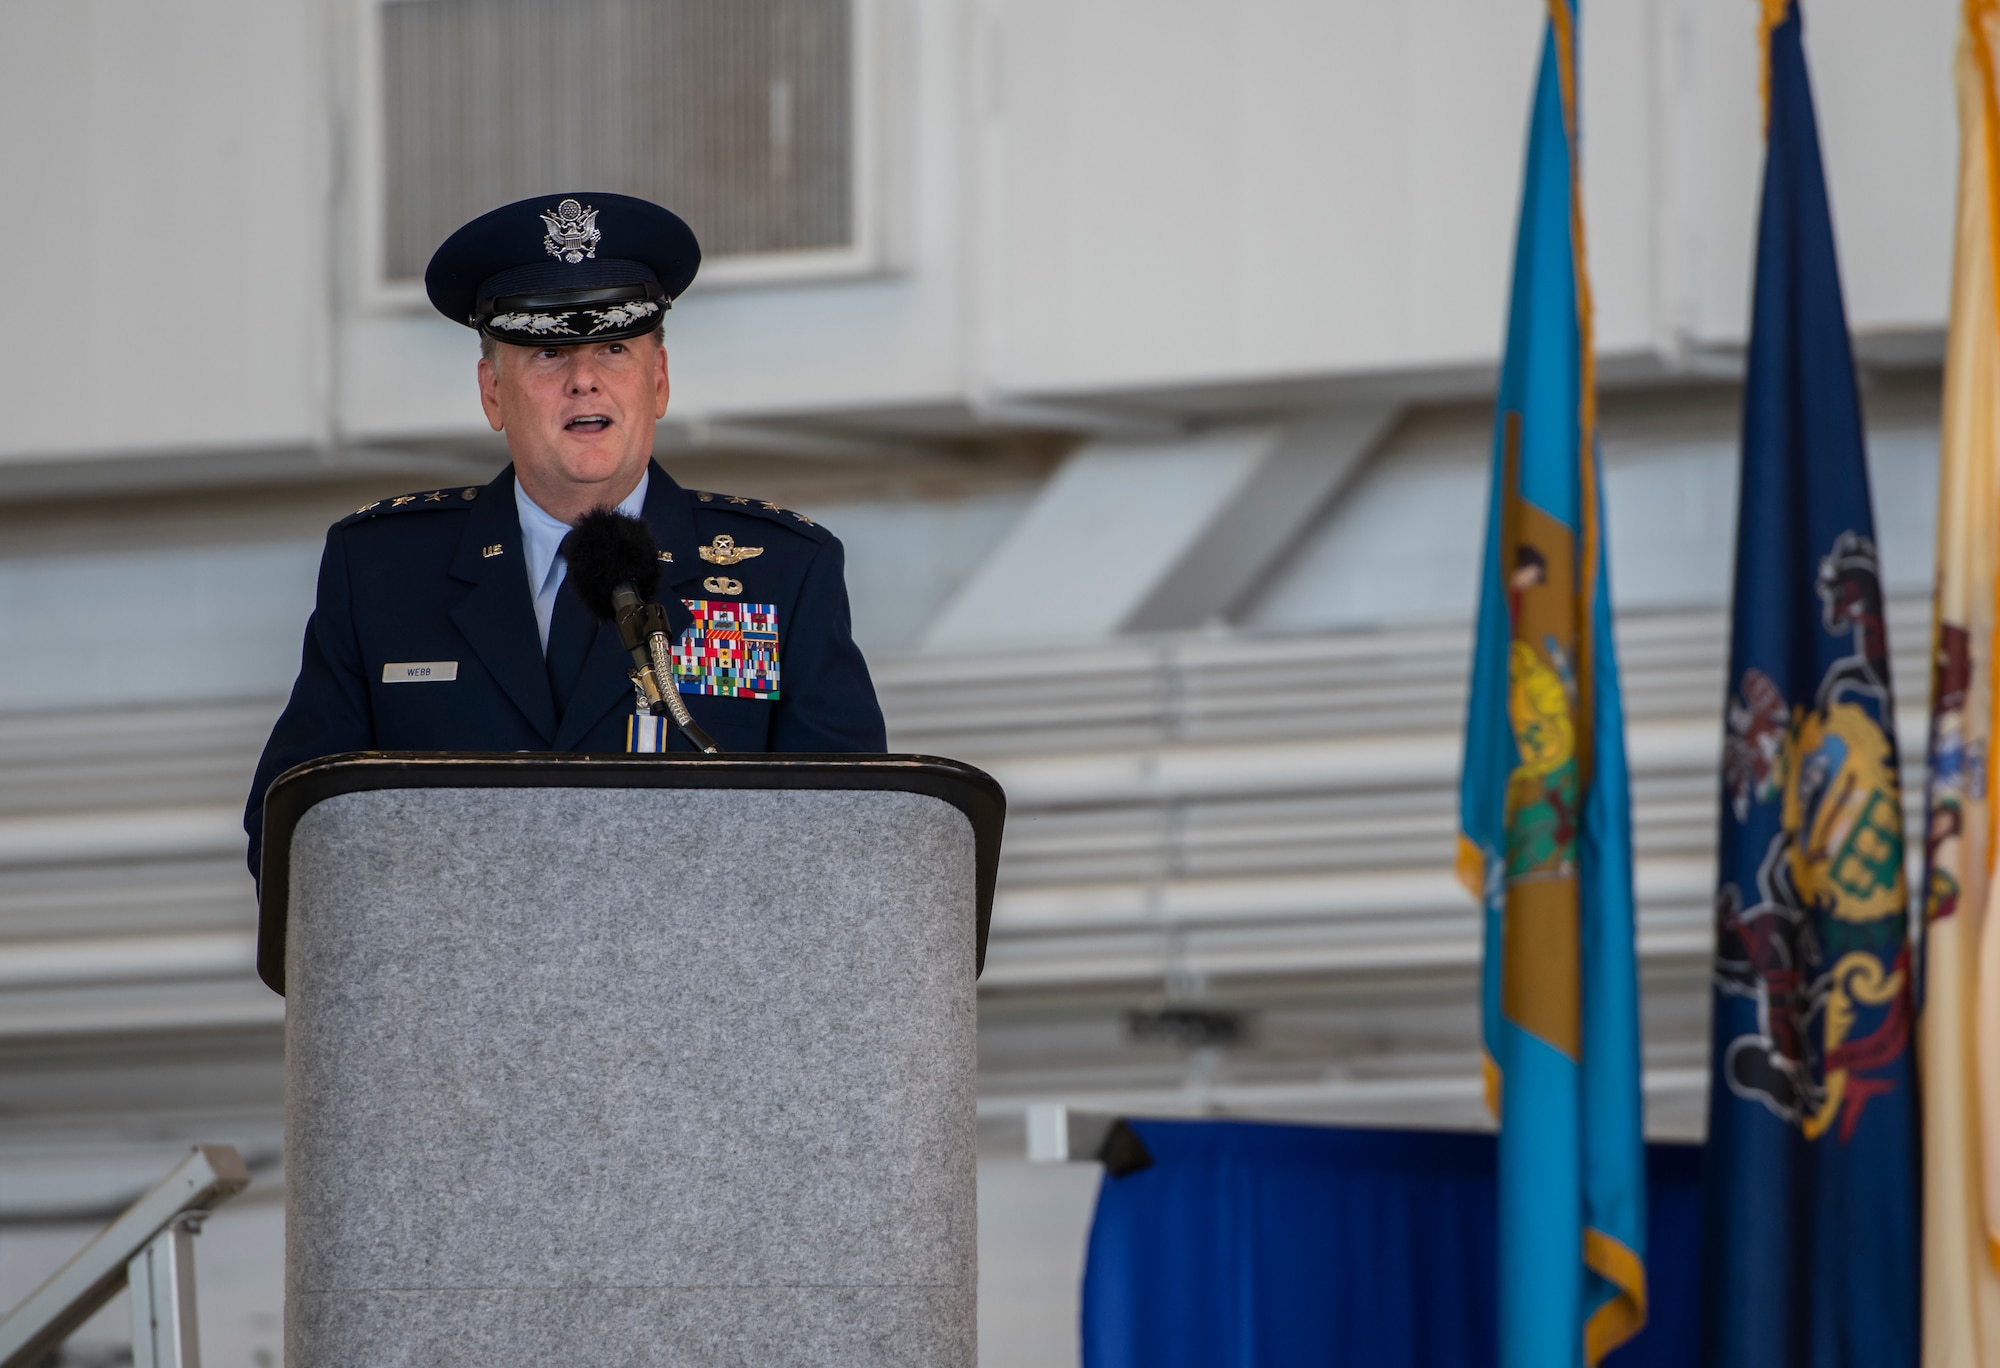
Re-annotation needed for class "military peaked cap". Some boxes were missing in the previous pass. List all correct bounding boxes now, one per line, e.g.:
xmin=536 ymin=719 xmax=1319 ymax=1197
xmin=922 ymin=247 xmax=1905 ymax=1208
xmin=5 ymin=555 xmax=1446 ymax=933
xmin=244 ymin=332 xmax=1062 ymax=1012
xmin=424 ymin=193 xmax=701 ymax=345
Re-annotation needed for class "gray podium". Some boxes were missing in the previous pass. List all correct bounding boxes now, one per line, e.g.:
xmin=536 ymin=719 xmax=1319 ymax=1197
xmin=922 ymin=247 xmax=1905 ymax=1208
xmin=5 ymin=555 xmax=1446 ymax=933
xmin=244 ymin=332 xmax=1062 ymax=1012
xmin=256 ymin=753 xmax=1003 ymax=1368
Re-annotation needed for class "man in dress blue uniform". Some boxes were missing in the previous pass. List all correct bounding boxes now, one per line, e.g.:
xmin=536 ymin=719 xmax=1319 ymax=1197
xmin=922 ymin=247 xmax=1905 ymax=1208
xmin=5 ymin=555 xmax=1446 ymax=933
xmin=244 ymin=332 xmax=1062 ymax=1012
xmin=244 ymin=193 xmax=886 ymax=876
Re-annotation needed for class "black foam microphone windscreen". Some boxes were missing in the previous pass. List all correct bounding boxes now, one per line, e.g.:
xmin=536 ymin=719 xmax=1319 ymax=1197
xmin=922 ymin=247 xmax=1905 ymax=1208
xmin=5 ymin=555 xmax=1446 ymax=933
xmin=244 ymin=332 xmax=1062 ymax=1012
xmin=561 ymin=508 xmax=662 ymax=622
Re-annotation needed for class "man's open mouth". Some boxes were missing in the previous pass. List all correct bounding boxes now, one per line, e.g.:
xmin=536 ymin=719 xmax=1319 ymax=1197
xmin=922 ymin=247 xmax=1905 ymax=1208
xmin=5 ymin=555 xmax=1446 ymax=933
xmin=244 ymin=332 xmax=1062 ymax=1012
xmin=566 ymin=415 xmax=612 ymax=433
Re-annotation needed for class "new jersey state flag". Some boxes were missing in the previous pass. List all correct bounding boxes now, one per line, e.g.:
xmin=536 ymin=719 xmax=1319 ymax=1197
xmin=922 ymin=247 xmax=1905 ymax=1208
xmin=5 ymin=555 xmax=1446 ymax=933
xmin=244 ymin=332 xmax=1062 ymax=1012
xmin=1701 ymin=3 xmax=1918 ymax=1365
xmin=1919 ymin=2 xmax=2000 ymax=1362
xmin=1456 ymin=3 xmax=1647 ymax=1364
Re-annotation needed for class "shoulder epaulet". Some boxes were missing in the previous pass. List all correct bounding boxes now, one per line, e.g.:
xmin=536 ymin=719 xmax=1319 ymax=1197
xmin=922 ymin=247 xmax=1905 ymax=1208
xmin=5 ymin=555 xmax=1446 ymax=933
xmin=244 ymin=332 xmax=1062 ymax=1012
xmin=689 ymin=490 xmax=831 ymax=542
xmin=341 ymin=485 xmax=484 ymax=527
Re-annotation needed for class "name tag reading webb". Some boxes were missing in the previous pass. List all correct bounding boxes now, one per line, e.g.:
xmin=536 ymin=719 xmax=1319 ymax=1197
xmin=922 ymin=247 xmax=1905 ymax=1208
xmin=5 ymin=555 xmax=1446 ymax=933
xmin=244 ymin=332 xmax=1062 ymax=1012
xmin=383 ymin=661 xmax=458 ymax=683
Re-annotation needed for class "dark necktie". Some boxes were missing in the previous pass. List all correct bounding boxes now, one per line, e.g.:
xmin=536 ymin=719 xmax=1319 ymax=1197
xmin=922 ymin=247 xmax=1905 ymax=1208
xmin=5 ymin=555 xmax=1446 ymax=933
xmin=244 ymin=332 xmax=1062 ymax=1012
xmin=545 ymin=557 xmax=594 ymax=721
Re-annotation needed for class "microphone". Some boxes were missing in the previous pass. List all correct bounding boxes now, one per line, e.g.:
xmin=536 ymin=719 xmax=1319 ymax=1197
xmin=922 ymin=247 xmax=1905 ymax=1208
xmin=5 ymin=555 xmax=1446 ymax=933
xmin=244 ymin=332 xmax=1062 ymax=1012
xmin=561 ymin=508 xmax=721 ymax=754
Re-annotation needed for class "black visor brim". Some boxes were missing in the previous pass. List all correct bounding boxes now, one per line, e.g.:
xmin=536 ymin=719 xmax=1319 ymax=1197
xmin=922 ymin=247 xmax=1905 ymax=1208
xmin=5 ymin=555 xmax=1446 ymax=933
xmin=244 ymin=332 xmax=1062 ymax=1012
xmin=477 ymin=283 xmax=669 ymax=345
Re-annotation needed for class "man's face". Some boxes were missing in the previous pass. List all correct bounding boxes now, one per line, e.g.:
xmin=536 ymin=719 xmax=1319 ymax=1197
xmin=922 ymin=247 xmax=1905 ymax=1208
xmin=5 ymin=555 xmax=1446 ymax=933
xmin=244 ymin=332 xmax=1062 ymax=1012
xmin=477 ymin=333 xmax=670 ymax=514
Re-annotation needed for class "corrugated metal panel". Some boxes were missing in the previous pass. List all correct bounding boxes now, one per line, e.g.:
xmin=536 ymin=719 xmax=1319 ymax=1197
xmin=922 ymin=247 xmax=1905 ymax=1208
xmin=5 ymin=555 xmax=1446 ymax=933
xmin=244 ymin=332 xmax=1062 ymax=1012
xmin=877 ymin=601 xmax=1929 ymax=993
xmin=878 ymin=601 xmax=1931 ymax=1132
xmin=0 ymin=604 xmax=1933 ymax=1134
xmin=0 ymin=700 xmax=276 ymax=1039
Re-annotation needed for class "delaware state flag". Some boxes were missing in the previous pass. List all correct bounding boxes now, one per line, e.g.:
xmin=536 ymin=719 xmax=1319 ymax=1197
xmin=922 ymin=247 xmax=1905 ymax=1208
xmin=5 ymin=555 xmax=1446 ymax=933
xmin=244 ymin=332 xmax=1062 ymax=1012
xmin=1457 ymin=3 xmax=1647 ymax=1364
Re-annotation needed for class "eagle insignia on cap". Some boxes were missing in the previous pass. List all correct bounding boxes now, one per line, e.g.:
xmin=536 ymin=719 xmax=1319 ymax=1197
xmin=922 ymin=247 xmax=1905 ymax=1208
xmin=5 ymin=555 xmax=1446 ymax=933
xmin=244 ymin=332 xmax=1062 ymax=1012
xmin=541 ymin=199 xmax=601 ymax=264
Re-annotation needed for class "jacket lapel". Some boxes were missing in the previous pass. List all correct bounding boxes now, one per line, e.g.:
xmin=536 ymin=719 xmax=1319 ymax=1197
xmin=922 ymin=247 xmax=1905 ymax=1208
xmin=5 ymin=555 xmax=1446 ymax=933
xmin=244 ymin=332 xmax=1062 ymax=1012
xmin=448 ymin=467 xmax=558 ymax=745
xmin=552 ymin=618 xmax=638 ymax=750
xmin=552 ymin=463 xmax=696 ymax=749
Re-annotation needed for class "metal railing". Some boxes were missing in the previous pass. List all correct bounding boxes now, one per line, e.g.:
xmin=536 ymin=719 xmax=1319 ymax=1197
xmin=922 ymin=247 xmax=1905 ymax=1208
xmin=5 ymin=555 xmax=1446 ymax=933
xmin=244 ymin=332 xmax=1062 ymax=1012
xmin=0 ymin=1145 xmax=250 ymax=1368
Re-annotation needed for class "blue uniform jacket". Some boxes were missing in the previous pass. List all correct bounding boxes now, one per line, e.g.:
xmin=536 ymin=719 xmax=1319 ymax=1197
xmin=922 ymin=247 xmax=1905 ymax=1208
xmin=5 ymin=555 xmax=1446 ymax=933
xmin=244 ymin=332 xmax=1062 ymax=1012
xmin=244 ymin=462 xmax=886 ymax=876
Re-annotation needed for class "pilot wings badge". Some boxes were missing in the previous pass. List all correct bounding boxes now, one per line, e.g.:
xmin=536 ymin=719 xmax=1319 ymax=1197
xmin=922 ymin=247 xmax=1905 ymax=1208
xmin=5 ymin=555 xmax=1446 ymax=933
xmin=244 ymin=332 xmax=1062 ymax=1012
xmin=541 ymin=199 xmax=601 ymax=264
xmin=699 ymin=534 xmax=764 ymax=566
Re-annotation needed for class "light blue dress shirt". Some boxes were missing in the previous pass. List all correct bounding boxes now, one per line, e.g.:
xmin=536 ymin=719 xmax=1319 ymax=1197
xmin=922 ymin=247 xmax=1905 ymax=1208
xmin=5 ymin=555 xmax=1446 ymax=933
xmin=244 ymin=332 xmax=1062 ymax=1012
xmin=514 ymin=470 xmax=650 ymax=652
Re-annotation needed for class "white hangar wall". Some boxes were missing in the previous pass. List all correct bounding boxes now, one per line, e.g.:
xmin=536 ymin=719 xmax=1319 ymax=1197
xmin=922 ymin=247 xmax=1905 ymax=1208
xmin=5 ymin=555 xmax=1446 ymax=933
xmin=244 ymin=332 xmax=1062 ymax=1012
xmin=0 ymin=0 xmax=1959 ymax=465
xmin=983 ymin=0 xmax=1955 ymax=394
xmin=0 ymin=0 xmax=323 ymax=464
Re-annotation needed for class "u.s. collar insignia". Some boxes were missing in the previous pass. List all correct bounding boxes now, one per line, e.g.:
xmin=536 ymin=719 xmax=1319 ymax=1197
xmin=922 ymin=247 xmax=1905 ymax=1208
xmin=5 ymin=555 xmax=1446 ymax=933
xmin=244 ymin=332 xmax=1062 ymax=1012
xmin=699 ymin=534 xmax=764 ymax=566
xmin=541 ymin=199 xmax=601 ymax=264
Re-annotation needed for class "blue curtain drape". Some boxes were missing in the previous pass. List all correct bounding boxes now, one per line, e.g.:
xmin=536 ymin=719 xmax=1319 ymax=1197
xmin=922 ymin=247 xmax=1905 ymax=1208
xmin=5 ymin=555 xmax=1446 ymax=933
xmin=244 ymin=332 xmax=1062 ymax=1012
xmin=1080 ymin=1120 xmax=1701 ymax=1368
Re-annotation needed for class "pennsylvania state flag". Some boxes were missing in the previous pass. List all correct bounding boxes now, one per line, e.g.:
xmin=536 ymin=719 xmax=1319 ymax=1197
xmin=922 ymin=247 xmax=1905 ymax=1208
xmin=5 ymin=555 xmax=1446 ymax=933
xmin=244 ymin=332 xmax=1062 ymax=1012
xmin=1701 ymin=3 xmax=1918 ymax=1365
xmin=1457 ymin=3 xmax=1647 ymax=1364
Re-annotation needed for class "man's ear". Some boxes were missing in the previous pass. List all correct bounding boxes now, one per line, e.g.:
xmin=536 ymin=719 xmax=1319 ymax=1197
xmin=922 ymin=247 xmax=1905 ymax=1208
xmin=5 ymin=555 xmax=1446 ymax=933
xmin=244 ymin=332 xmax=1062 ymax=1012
xmin=477 ymin=354 xmax=505 ymax=432
xmin=653 ymin=338 xmax=670 ymax=421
